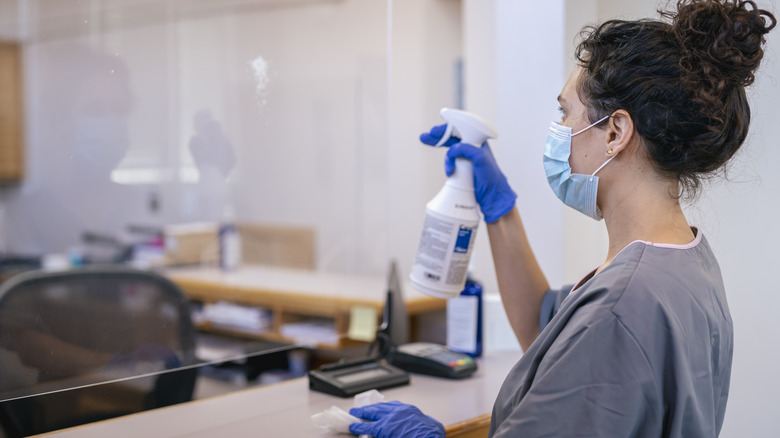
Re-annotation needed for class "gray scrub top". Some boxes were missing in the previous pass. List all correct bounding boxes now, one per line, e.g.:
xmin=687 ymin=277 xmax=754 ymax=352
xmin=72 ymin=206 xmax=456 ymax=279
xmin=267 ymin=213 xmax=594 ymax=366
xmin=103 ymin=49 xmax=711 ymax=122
xmin=488 ymin=230 xmax=733 ymax=437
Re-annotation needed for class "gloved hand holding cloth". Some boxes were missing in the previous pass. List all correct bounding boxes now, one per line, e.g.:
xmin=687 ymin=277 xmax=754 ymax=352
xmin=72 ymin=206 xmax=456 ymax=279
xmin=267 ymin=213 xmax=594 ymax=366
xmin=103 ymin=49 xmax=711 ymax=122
xmin=349 ymin=401 xmax=444 ymax=438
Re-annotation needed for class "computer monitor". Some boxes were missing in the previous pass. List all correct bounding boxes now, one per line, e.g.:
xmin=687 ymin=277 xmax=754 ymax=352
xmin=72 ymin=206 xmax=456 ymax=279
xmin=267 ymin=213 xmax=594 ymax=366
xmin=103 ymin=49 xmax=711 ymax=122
xmin=375 ymin=260 xmax=409 ymax=356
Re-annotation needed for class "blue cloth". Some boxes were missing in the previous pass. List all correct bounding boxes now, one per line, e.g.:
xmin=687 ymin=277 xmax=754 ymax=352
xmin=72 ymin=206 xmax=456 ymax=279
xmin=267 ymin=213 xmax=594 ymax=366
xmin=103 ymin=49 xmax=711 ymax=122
xmin=349 ymin=401 xmax=445 ymax=438
xmin=420 ymin=124 xmax=516 ymax=223
xmin=490 ymin=231 xmax=733 ymax=437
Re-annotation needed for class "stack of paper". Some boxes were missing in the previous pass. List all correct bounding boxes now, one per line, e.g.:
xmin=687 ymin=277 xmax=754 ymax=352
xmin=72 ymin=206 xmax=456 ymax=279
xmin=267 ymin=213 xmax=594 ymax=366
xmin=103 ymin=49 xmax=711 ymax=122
xmin=201 ymin=301 xmax=272 ymax=334
xmin=280 ymin=319 xmax=339 ymax=345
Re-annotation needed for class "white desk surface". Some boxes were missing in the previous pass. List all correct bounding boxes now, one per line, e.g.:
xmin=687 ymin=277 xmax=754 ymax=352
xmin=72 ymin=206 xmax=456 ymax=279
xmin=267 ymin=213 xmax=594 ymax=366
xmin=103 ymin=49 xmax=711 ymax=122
xmin=42 ymin=351 xmax=521 ymax=437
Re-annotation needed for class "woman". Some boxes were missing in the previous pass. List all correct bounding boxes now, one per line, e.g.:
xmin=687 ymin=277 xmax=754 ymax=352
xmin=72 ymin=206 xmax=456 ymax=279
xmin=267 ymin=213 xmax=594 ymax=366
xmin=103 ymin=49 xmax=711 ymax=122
xmin=349 ymin=1 xmax=775 ymax=437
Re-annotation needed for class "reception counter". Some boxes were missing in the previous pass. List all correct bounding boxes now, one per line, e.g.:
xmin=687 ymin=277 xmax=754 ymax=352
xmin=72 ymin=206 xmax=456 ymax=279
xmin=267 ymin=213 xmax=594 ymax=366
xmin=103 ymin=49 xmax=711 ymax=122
xmin=40 ymin=351 xmax=521 ymax=437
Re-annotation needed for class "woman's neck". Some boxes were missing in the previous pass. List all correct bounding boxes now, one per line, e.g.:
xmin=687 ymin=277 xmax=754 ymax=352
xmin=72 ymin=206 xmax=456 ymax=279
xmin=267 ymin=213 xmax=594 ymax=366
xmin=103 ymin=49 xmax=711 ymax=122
xmin=600 ymin=178 xmax=694 ymax=270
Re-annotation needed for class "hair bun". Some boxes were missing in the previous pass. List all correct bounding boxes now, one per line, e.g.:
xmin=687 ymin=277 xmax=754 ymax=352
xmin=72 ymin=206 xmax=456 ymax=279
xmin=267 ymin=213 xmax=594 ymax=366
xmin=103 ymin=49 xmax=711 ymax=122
xmin=667 ymin=0 xmax=776 ymax=90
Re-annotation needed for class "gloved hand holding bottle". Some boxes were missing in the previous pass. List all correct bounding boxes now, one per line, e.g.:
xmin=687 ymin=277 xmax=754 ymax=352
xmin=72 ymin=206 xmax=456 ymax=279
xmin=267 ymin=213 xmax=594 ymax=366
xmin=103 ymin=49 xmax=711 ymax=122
xmin=349 ymin=401 xmax=445 ymax=438
xmin=420 ymin=124 xmax=516 ymax=223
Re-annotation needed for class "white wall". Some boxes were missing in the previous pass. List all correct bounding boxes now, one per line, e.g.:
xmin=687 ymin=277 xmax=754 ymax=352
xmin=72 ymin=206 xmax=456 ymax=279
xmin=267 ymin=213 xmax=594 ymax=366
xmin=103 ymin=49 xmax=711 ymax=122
xmin=463 ymin=0 xmax=569 ymax=351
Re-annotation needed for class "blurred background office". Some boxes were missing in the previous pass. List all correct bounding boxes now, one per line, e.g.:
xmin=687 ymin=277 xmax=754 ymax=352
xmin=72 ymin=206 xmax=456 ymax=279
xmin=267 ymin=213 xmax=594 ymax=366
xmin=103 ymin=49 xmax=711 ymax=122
xmin=0 ymin=0 xmax=777 ymax=436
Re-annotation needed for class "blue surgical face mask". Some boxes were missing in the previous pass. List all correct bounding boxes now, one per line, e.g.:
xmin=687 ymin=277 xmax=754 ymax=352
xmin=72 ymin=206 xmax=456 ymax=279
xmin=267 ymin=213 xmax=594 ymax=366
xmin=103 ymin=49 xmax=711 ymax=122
xmin=543 ymin=115 xmax=615 ymax=220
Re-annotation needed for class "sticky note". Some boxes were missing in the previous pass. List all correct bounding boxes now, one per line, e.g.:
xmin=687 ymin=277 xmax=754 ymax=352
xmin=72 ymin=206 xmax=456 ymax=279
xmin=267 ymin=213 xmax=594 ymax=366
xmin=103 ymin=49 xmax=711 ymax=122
xmin=348 ymin=305 xmax=378 ymax=342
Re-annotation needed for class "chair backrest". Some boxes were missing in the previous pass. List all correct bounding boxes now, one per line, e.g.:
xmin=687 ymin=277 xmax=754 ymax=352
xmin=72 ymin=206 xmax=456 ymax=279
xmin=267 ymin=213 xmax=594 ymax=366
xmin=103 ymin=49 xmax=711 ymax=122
xmin=0 ymin=266 xmax=198 ymax=436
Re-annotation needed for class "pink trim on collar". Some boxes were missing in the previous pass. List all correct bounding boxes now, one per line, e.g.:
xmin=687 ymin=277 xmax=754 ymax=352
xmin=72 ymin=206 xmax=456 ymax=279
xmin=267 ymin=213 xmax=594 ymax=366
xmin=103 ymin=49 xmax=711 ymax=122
xmin=627 ymin=226 xmax=702 ymax=250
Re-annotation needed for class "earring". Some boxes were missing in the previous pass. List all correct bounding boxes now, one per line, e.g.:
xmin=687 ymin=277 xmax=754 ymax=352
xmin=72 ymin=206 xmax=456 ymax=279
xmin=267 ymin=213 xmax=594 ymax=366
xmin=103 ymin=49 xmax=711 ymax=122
xmin=606 ymin=148 xmax=613 ymax=155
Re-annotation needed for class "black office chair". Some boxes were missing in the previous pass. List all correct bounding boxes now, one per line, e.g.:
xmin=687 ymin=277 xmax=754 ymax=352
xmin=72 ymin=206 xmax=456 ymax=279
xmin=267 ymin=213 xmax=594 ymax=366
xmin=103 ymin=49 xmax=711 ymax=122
xmin=0 ymin=266 xmax=198 ymax=437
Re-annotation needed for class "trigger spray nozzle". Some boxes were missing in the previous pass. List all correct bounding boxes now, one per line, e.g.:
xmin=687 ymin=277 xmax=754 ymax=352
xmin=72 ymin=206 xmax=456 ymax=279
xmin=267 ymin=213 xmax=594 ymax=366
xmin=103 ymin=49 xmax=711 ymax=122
xmin=435 ymin=123 xmax=455 ymax=147
xmin=434 ymin=108 xmax=497 ymax=147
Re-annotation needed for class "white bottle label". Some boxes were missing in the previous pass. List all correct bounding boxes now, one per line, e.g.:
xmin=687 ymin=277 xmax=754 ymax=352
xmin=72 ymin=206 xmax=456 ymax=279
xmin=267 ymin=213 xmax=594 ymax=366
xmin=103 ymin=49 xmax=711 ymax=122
xmin=411 ymin=209 xmax=478 ymax=297
xmin=447 ymin=295 xmax=478 ymax=353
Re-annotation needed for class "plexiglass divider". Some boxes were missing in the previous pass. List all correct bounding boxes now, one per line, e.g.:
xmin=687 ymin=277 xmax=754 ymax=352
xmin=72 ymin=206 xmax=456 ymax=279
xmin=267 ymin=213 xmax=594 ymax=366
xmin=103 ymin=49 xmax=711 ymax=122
xmin=0 ymin=0 xmax=405 ymax=433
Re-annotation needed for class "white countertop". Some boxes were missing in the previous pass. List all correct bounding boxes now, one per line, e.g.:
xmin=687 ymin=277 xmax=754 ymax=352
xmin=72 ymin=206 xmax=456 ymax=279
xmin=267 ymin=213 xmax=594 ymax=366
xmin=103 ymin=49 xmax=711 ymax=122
xmin=43 ymin=351 xmax=521 ymax=437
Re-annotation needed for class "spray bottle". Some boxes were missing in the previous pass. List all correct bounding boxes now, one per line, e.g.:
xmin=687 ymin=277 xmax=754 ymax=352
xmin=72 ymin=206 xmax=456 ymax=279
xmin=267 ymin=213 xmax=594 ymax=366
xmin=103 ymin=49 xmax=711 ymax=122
xmin=409 ymin=108 xmax=497 ymax=299
xmin=219 ymin=205 xmax=242 ymax=271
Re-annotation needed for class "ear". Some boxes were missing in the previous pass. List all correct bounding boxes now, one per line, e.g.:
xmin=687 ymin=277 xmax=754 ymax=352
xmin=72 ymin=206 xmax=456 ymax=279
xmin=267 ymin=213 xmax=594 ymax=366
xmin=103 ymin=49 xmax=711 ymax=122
xmin=604 ymin=109 xmax=635 ymax=157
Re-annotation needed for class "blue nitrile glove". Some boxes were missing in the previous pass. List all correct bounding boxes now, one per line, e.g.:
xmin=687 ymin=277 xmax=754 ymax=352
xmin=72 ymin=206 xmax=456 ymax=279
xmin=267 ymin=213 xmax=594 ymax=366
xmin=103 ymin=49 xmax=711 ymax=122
xmin=420 ymin=124 xmax=516 ymax=223
xmin=349 ymin=401 xmax=445 ymax=438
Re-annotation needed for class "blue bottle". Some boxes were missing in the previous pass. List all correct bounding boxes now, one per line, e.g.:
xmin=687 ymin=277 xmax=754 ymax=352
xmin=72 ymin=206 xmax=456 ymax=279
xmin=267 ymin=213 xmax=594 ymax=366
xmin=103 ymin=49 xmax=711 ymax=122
xmin=446 ymin=276 xmax=483 ymax=357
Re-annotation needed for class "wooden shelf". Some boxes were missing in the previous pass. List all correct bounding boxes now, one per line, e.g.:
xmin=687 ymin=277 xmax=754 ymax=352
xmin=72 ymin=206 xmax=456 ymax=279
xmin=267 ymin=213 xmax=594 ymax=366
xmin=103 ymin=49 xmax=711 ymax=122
xmin=193 ymin=320 xmax=367 ymax=351
xmin=193 ymin=310 xmax=366 ymax=351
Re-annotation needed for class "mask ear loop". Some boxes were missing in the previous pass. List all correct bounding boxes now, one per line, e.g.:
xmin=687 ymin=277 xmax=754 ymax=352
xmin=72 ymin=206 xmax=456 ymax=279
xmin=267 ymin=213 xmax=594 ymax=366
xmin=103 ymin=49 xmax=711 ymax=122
xmin=572 ymin=113 xmax=614 ymax=181
xmin=571 ymin=114 xmax=611 ymax=137
xmin=589 ymin=152 xmax=619 ymax=181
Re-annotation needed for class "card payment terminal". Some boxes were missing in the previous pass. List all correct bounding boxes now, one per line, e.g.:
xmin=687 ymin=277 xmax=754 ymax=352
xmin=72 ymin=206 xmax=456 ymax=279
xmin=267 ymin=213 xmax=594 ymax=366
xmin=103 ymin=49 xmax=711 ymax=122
xmin=389 ymin=342 xmax=477 ymax=379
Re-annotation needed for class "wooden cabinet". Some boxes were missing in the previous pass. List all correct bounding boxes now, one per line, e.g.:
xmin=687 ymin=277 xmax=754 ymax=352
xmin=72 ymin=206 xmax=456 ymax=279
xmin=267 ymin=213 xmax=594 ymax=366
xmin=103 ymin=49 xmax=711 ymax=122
xmin=0 ymin=41 xmax=24 ymax=183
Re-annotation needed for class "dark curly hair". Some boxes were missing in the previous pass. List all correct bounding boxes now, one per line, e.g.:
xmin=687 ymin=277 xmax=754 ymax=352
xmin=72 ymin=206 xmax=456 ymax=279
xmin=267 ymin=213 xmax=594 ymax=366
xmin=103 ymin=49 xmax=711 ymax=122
xmin=575 ymin=0 xmax=776 ymax=198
